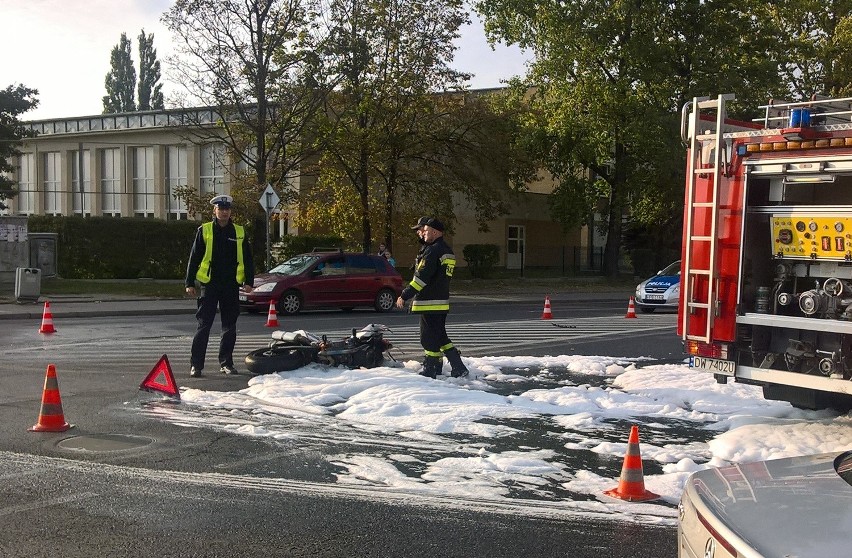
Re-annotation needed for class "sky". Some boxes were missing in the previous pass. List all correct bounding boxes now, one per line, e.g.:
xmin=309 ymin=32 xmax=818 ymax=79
xmin=147 ymin=350 xmax=852 ymax=525
xmin=1 ymin=0 xmax=532 ymax=121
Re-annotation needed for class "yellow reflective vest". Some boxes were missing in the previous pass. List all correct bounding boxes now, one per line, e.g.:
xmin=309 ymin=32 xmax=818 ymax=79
xmin=195 ymin=221 xmax=246 ymax=284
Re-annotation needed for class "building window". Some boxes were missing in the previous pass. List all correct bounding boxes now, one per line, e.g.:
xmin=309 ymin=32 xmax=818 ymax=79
xmin=132 ymin=146 xmax=154 ymax=218
xmin=71 ymin=149 xmax=91 ymax=216
xmin=43 ymin=152 xmax=62 ymax=215
xmin=235 ymin=145 xmax=256 ymax=176
xmin=166 ymin=145 xmax=188 ymax=220
xmin=200 ymin=143 xmax=224 ymax=196
xmin=16 ymin=153 xmax=36 ymax=215
xmin=101 ymin=148 xmax=121 ymax=216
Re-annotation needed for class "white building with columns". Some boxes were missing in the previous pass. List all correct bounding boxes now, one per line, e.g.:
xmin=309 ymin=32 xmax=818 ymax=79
xmin=7 ymin=108 xmax=247 ymax=221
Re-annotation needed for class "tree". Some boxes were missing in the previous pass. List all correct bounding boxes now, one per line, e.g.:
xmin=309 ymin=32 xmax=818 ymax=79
xmin=0 ymin=84 xmax=39 ymax=209
xmin=103 ymin=32 xmax=137 ymax=113
xmin=162 ymin=0 xmax=326 ymax=213
xmin=137 ymin=29 xmax=165 ymax=111
xmin=760 ymin=1 xmax=852 ymax=99
xmin=307 ymin=0 xmax=481 ymax=252
xmin=302 ymin=92 xmax=524 ymax=250
xmin=369 ymin=90 xmax=535 ymax=250
xmin=475 ymin=0 xmax=783 ymax=276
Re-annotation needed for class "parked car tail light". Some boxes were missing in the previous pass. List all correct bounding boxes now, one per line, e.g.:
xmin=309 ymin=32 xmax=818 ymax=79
xmin=685 ymin=340 xmax=729 ymax=359
xmin=696 ymin=510 xmax=739 ymax=557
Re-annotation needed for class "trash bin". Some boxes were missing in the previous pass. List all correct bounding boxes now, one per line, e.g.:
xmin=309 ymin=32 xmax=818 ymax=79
xmin=15 ymin=267 xmax=41 ymax=303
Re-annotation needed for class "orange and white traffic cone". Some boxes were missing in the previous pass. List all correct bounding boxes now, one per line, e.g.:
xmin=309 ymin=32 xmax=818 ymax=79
xmin=265 ymin=299 xmax=279 ymax=328
xmin=625 ymin=296 xmax=637 ymax=319
xmin=604 ymin=425 xmax=658 ymax=502
xmin=39 ymin=301 xmax=56 ymax=333
xmin=29 ymin=364 xmax=72 ymax=432
xmin=541 ymin=296 xmax=553 ymax=320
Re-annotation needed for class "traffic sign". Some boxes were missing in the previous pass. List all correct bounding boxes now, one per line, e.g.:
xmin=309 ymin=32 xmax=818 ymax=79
xmin=259 ymin=184 xmax=280 ymax=212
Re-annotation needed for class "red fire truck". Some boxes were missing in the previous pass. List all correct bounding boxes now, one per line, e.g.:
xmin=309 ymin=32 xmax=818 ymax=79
xmin=680 ymin=94 xmax=852 ymax=410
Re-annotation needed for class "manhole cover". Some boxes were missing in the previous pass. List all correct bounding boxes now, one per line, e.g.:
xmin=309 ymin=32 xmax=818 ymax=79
xmin=58 ymin=434 xmax=154 ymax=452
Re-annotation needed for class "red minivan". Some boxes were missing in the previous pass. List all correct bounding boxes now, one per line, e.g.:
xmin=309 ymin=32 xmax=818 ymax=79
xmin=240 ymin=251 xmax=403 ymax=315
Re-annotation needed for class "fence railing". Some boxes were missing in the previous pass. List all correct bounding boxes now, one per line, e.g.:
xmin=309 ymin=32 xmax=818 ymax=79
xmin=501 ymin=246 xmax=607 ymax=275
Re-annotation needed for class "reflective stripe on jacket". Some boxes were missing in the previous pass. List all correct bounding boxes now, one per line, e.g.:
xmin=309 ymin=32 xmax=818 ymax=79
xmin=401 ymin=238 xmax=456 ymax=313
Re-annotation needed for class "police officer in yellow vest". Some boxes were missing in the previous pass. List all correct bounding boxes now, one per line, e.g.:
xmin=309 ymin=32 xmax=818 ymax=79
xmin=185 ymin=194 xmax=254 ymax=377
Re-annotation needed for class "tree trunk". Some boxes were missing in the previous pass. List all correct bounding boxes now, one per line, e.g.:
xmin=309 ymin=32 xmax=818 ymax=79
xmin=602 ymin=142 xmax=626 ymax=277
xmin=602 ymin=199 xmax=623 ymax=277
xmin=358 ymin=147 xmax=372 ymax=253
xmin=383 ymin=161 xmax=397 ymax=252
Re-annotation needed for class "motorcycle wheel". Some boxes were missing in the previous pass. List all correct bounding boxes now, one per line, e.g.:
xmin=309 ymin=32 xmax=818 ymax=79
xmin=244 ymin=346 xmax=317 ymax=374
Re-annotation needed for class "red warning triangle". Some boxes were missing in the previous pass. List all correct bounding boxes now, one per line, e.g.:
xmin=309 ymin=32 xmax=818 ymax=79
xmin=139 ymin=354 xmax=180 ymax=399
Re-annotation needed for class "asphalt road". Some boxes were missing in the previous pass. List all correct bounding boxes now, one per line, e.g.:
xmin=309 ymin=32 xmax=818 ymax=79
xmin=0 ymin=298 xmax=681 ymax=557
xmin=2 ymin=449 xmax=673 ymax=558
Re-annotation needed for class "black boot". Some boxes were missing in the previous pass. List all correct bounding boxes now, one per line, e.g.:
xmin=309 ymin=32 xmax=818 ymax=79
xmin=420 ymin=356 xmax=442 ymax=379
xmin=444 ymin=347 xmax=469 ymax=378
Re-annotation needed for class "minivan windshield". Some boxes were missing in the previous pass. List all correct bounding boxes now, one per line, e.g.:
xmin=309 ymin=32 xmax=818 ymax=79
xmin=268 ymin=255 xmax=321 ymax=276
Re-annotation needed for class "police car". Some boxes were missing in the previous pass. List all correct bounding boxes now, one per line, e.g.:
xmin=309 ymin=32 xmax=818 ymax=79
xmin=634 ymin=260 xmax=680 ymax=313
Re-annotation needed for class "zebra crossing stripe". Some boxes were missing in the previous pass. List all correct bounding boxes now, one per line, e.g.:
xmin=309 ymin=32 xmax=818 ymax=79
xmin=5 ymin=315 xmax=676 ymax=360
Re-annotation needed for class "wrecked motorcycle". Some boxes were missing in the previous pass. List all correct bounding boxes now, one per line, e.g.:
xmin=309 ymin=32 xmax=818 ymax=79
xmin=244 ymin=324 xmax=393 ymax=374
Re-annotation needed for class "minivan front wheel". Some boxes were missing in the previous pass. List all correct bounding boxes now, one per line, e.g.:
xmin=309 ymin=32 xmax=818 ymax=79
xmin=277 ymin=291 xmax=303 ymax=315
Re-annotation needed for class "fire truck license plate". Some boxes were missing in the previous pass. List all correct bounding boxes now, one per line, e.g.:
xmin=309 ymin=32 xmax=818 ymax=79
xmin=690 ymin=356 xmax=735 ymax=376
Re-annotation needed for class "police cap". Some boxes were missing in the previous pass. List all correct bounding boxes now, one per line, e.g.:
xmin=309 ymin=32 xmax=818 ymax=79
xmin=210 ymin=194 xmax=233 ymax=208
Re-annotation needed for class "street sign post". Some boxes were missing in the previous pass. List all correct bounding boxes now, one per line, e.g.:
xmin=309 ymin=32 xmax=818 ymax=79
xmin=258 ymin=185 xmax=280 ymax=270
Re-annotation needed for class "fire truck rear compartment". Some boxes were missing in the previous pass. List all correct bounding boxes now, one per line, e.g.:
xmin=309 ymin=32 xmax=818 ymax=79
xmin=738 ymin=174 xmax=852 ymax=383
xmin=739 ymin=324 xmax=851 ymax=379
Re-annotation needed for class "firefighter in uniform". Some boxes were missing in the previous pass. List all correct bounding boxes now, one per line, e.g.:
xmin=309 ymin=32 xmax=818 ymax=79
xmin=185 ymin=194 xmax=254 ymax=377
xmin=396 ymin=217 xmax=468 ymax=378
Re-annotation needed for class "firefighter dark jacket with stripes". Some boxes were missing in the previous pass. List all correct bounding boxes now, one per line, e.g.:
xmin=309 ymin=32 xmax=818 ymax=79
xmin=400 ymin=236 xmax=456 ymax=313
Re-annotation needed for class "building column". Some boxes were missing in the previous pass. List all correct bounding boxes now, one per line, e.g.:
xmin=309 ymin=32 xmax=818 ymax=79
xmin=90 ymin=147 xmax=102 ymax=216
xmin=60 ymin=149 xmax=74 ymax=216
xmin=153 ymin=145 xmax=166 ymax=218
xmin=120 ymin=144 xmax=131 ymax=217
xmin=186 ymin=144 xmax=200 ymax=219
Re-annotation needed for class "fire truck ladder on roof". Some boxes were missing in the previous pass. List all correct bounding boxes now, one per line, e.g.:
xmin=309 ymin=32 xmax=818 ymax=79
xmin=718 ymin=465 xmax=757 ymax=503
xmin=682 ymin=94 xmax=733 ymax=344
